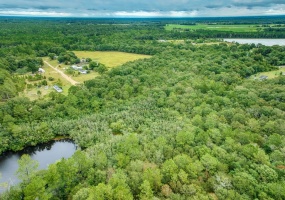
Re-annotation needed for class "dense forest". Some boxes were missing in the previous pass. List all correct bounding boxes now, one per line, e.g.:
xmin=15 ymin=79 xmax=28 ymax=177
xmin=1 ymin=17 xmax=285 ymax=199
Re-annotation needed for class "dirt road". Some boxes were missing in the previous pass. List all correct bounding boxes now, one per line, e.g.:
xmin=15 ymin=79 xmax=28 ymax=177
xmin=44 ymin=61 xmax=79 ymax=85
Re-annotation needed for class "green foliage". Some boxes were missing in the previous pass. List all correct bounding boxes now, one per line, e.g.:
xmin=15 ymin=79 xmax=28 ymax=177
xmin=16 ymin=154 xmax=39 ymax=182
xmin=58 ymin=51 xmax=78 ymax=64
xmin=1 ymin=18 xmax=285 ymax=199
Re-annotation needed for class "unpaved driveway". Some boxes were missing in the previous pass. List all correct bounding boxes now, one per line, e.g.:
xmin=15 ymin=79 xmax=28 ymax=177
xmin=44 ymin=61 xmax=79 ymax=85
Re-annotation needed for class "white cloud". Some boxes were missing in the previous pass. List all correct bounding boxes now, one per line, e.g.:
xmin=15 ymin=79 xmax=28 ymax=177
xmin=169 ymin=11 xmax=198 ymax=17
xmin=0 ymin=0 xmax=284 ymax=17
xmin=0 ymin=9 xmax=71 ymax=17
xmin=114 ymin=11 xmax=164 ymax=17
xmin=265 ymin=7 xmax=285 ymax=15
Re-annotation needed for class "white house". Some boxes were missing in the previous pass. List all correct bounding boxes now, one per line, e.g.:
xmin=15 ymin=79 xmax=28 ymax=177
xmin=71 ymin=65 xmax=83 ymax=70
xmin=79 ymin=69 xmax=88 ymax=74
xmin=38 ymin=68 xmax=45 ymax=73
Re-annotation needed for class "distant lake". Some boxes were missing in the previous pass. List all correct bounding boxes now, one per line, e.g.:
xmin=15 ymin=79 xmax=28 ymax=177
xmin=224 ymin=38 xmax=285 ymax=46
xmin=0 ymin=139 xmax=76 ymax=194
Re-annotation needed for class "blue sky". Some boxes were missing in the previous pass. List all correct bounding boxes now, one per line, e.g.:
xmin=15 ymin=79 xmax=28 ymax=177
xmin=0 ymin=0 xmax=284 ymax=17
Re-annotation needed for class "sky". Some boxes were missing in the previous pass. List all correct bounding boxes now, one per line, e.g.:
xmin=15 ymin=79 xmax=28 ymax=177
xmin=0 ymin=0 xmax=284 ymax=17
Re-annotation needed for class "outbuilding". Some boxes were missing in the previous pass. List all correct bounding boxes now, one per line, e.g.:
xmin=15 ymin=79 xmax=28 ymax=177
xmin=259 ymin=75 xmax=268 ymax=80
xmin=53 ymin=85 xmax=63 ymax=93
xmin=38 ymin=68 xmax=45 ymax=73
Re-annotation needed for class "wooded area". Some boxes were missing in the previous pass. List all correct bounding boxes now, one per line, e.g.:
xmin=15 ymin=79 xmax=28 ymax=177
xmin=0 ymin=17 xmax=285 ymax=199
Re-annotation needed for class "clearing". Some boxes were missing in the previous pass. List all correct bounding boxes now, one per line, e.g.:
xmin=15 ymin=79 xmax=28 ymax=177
xmin=44 ymin=61 xmax=79 ymax=85
xmin=251 ymin=66 xmax=285 ymax=80
xmin=165 ymin=24 xmax=263 ymax=32
xmin=20 ymin=51 xmax=151 ymax=100
xmin=73 ymin=51 xmax=151 ymax=68
xmin=19 ymin=60 xmax=73 ymax=100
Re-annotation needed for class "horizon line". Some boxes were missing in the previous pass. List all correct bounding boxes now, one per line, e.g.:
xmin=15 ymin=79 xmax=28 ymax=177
xmin=0 ymin=14 xmax=285 ymax=19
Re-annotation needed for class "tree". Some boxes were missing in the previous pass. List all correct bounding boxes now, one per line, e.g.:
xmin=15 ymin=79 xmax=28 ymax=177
xmin=16 ymin=154 xmax=39 ymax=182
xmin=48 ymin=53 xmax=56 ymax=60
xmin=37 ymin=90 xmax=42 ymax=97
xmin=139 ymin=180 xmax=154 ymax=200
xmin=89 ymin=61 xmax=99 ymax=70
xmin=143 ymin=167 xmax=162 ymax=192
xmin=201 ymin=153 xmax=220 ymax=176
xmin=232 ymin=172 xmax=258 ymax=198
xmin=89 ymin=183 xmax=113 ymax=200
xmin=96 ymin=65 xmax=108 ymax=74
xmin=86 ymin=58 xmax=92 ymax=62
xmin=73 ymin=188 xmax=91 ymax=200
xmin=23 ymin=177 xmax=51 ymax=200
xmin=161 ymin=159 xmax=179 ymax=183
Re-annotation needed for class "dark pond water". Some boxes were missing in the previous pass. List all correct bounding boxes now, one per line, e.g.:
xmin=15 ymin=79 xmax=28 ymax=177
xmin=224 ymin=38 xmax=285 ymax=46
xmin=0 ymin=139 xmax=76 ymax=193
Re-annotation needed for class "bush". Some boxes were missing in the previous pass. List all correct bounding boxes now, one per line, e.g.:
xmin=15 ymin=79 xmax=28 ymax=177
xmin=48 ymin=77 xmax=55 ymax=81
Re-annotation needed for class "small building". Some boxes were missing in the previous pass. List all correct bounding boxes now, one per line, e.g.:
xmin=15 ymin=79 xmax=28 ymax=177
xmin=259 ymin=75 xmax=268 ymax=80
xmin=38 ymin=68 xmax=45 ymax=73
xmin=80 ymin=58 xmax=86 ymax=63
xmin=282 ymin=72 xmax=285 ymax=76
xmin=71 ymin=65 xmax=83 ymax=70
xmin=53 ymin=85 xmax=63 ymax=93
xmin=79 ymin=69 xmax=88 ymax=74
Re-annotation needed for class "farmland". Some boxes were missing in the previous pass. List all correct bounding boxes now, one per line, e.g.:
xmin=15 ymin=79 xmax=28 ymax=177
xmin=73 ymin=51 xmax=151 ymax=68
xmin=165 ymin=24 xmax=263 ymax=32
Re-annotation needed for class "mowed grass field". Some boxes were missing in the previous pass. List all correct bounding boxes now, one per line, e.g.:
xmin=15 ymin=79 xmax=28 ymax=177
xmin=251 ymin=66 xmax=285 ymax=80
xmin=73 ymin=51 xmax=151 ymax=68
xmin=165 ymin=24 xmax=262 ymax=32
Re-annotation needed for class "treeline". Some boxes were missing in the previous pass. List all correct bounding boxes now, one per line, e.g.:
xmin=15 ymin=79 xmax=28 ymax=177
xmin=169 ymin=29 xmax=285 ymax=38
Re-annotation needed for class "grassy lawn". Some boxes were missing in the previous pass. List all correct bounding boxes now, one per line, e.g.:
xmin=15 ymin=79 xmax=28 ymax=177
xmin=72 ymin=71 xmax=99 ymax=82
xmin=165 ymin=24 xmax=262 ymax=32
xmin=43 ymin=63 xmax=70 ymax=86
xmin=21 ymin=52 xmax=151 ymax=100
xmin=20 ymin=59 xmax=72 ymax=100
xmin=251 ymin=66 xmax=285 ymax=80
xmin=45 ymin=58 xmax=60 ymax=66
xmin=20 ymin=86 xmax=51 ymax=101
xmin=73 ymin=51 xmax=151 ymax=68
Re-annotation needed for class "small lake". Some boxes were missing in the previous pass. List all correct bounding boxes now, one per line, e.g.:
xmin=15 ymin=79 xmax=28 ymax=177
xmin=224 ymin=38 xmax=285 ymax=46
xmin=0 ymin=139 xmax=76 ymax=193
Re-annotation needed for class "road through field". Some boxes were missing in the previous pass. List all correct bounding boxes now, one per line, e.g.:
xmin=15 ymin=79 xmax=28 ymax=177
xmin=44 ymin=61 xmax=79 ymax=85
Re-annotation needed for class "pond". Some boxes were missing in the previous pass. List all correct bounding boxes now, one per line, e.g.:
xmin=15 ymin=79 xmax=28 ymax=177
xmin=224 ymin=38 xmax=285 ymax=46
xmin=0 ymin=139 xmax=76 ymax=193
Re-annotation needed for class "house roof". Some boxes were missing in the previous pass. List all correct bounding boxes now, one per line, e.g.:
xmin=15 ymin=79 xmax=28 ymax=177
xmin=53 ymin=85 xmax=63 ymax=92
xmin=38 ymin=68 xmax=45 ymax=72
xmin=259 ymin=75 xmax=268 ymax=80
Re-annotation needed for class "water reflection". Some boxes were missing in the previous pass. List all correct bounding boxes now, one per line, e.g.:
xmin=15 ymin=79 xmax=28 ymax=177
xmin=0 ymin=139 xmax=76 ymax=193
xmin=224 ymin=38 xmax=285 ymax=46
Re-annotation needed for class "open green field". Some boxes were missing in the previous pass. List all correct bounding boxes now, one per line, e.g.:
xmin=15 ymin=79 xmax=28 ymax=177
xmin=72 ymin=71 xmax=99 ymax=82
xmin=165 ymin=24 xmax=262 ymax=32
xmin=73 ymin=51 xmax=151 ymax=68
xmin=251 ymin=66 xmax=285 ymax=80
